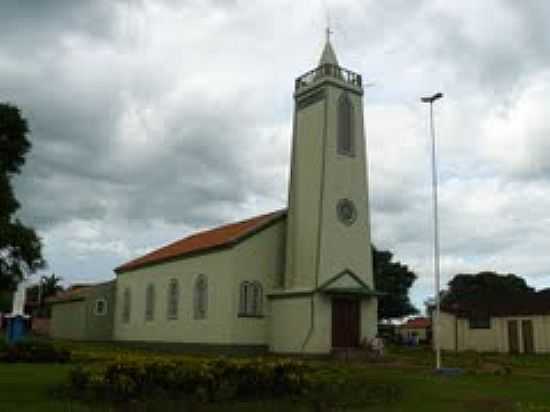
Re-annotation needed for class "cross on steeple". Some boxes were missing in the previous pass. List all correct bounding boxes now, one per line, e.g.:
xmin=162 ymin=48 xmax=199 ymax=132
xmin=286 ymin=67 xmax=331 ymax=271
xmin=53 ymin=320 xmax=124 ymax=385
xmin=325 ymin=26 xmax=333 ymax=43
xmin=319 ymin=27 xmax=338 ymax=66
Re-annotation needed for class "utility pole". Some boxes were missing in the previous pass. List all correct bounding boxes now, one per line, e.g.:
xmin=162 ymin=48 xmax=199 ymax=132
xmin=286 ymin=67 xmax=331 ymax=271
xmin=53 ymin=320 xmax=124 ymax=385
xmin=421 ymin=92 xmax=444 ymax=370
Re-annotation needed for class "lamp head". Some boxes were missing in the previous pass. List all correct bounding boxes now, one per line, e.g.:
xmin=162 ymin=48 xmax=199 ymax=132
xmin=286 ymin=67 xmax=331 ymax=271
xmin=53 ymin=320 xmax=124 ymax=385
xmin=421 ymin=92 xmax=444 ymax=103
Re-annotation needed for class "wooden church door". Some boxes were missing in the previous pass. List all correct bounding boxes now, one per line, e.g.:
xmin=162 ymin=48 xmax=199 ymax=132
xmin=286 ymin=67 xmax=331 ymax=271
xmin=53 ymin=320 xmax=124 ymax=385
xmin=332 ymin=298 xmax=360 ymax=348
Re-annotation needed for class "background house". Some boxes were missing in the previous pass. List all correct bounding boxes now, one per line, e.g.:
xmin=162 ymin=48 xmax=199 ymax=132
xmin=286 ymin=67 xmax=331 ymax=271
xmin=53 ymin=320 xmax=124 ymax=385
xmin=46 ymin=281 xmax=115 ymax=341
xmin=399 ymin=317 xmax=431 ymax=344
xmin=437 ymin=290 xmax=550 ymax=354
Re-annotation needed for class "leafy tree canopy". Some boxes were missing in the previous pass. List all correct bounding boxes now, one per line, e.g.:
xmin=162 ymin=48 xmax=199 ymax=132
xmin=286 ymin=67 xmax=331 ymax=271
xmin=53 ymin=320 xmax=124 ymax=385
xmin=372 ymin=245 xmax=418 ymax=320
xmin=0 ymin=103 xmax=45 ymax=291
xmin=441 ymin=271 xmax=534 ymax=306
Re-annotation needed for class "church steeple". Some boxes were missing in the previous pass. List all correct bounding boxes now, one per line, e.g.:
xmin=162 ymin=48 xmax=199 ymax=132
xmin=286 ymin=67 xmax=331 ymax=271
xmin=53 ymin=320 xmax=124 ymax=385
xmin=285 ymin=38 xmax=372 ymax=292
xmin=319 ymin=28 xmax=338 ymax=66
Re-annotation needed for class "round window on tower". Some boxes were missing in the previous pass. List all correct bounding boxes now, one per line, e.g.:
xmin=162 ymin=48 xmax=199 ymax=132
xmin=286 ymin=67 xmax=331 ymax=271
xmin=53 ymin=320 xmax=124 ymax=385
xmin=337 ymin=199 xmax=357 ymax=226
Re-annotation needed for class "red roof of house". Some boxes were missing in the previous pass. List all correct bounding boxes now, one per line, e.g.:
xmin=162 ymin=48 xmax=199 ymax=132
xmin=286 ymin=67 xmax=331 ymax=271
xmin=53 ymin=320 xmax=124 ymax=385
xmin=45 ymin=285 xmax=92 ymax=304
xmin=115 ymin=210 xmax=286 ymax=273
xmin=46 ymin=281 xmax=114 ymax=304
xmin=401 ymin=317 xmax=431 ymax=329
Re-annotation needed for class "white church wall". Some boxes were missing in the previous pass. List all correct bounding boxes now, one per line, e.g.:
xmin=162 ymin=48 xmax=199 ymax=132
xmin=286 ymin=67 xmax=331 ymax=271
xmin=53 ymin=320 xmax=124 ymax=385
xmin=114 ymin=248 xmax=234 ymax=344
xmin=317 ymin=87 xmax=374 ymax=289
xmin=269 ymin=296 xmax=310 ymax=353
xmin=229 ymin=220 xmax=286 ymax=345
xmin=285 ymin=96 xmax=325 ymax=289
xmin=361 ymin=298 xmax=378 ymax=343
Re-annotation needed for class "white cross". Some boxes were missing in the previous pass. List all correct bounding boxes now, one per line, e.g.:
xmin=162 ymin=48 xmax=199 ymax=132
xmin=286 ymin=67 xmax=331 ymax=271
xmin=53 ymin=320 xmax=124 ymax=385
xmin=326 ymin=26 xmax=333 ymax=42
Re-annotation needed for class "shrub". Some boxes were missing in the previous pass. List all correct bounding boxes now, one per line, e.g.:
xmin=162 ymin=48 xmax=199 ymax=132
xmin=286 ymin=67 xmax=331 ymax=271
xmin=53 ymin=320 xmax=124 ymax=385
xmin=68 ymin=357 xmax=310 ymax=402
xmin=1 ymin=339 xmax=70 ymax=363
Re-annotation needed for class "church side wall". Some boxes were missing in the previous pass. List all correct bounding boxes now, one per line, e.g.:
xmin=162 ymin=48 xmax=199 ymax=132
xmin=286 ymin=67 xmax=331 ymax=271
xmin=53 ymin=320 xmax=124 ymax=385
xmin=230 ymin=220 xmax=286 ymax=345
xmin=50 ymin=301 xmax=87 ymax=340
xmin=84 ymin=282 xmax=115 ymax=341
xmin=113 ymin=249 xmax=234 ymax=344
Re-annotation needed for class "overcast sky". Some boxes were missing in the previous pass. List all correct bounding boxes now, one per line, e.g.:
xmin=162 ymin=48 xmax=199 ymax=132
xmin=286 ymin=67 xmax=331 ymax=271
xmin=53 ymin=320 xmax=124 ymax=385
xmin=3 ymin=0 xmax=550 ymax=311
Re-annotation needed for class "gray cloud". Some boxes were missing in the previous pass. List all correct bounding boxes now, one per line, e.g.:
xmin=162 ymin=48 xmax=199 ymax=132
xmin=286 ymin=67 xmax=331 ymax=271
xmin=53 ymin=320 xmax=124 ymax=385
xmin=2 ymin=0 xmax=550 ymax=310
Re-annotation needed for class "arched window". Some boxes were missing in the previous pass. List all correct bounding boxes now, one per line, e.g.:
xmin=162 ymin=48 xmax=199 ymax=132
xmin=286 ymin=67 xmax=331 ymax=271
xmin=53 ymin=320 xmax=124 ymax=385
xmin=239 ymin=281 xmax=263 ymax=317
xmin=194 ymin=274 xmax=208 ymax=320
xmin=145 ymin=284 xmax=155 ymax=321
xmin=251 ymin=282 xmax=263 ymax=315
xmin=122 ymin=288 xmax=131 ymax=324
xmin=337 ymin=92 xmax=354 ymax=156
xmin=167 ymin=279 xmax=179 ymax=320
xmin=94 ymin=298 xmax=108 ymax=316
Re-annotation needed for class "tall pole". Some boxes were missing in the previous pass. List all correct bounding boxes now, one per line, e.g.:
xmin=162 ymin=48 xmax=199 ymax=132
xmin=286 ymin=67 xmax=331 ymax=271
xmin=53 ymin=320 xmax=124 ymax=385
xmin=421 ymin=92 xmax=443 ymax=370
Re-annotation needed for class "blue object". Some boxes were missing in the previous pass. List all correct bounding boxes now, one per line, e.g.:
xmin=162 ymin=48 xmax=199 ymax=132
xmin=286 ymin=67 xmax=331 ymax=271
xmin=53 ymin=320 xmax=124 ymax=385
xmin=5 ymin=315 xmax=28 ymax=345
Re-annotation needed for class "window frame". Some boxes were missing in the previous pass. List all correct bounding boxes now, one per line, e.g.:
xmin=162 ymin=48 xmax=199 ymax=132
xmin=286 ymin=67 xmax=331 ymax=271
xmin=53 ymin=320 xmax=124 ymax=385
xmin=468 ymin=316 xmax=491 ymax=329
xmin=194 ymin=274 xmax=208 ymax=320
xmin=167 ymin=279 xmax=179 ymax=320
xmin=238 ymin=281 xmax=263 ymax=318
xmin=94 ymin=297 xmax=108 ymax=316
xmin=337 ymin=92 xmax=355 ymax=157
xmin=122 ymin=288 xmax=131 ymax=324
xmin=145 ymin=283 xmax=155 ymax=322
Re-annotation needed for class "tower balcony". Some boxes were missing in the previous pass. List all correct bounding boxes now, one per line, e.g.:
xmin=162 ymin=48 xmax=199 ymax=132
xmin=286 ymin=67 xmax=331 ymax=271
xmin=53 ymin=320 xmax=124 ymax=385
xmin=295 ymin=64 xmax=362 ymax=93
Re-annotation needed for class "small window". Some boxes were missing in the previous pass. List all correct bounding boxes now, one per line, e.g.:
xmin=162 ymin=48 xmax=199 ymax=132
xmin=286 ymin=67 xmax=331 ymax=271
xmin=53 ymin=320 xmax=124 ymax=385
xmin=122 ymin=288 xmax=131 ymax=324
xmin=167 ymin=279 xmax=179 ymax=320
xmin=337 ymin=92 xmax=355 ymax=156
xmin=239 ymin=281 xmax=263 ymax=317
xmin=94 ymin=298 xmax=107 ymax=316
xmin=145 ymin=284 xmax=155 ymax=321
xmin=469 ymin=316 xmax=491 ymax=329
xmin=194 ymin=274 xmax=208 ymax=320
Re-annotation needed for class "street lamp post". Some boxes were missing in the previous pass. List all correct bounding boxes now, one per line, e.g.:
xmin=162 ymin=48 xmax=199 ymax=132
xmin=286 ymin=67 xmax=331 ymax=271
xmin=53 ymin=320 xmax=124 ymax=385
xmin=421 ymin=92 xmax=444 ymax=370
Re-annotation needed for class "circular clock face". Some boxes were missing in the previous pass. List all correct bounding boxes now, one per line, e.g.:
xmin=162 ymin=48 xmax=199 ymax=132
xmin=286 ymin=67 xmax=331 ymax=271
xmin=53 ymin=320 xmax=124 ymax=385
xmin=337 ymin=199 xmax=357 ymax=225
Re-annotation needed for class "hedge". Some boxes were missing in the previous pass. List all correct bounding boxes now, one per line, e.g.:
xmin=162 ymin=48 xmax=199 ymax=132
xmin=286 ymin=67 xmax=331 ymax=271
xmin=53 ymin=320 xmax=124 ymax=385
xmin=68 ymin=357 xmax=309 ymax=402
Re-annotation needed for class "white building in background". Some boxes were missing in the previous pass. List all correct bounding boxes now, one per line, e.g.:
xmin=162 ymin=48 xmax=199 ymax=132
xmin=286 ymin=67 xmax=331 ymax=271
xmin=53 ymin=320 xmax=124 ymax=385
xmin=112 ymin=38 xmax=380 ymax=354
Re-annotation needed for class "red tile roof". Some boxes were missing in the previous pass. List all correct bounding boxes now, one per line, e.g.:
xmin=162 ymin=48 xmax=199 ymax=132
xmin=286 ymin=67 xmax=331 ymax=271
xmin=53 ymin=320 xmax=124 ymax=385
xmin=45 ymin=285 xmax=92 ymax=304
xmin=46 ymin=281 xmax=115 ymax=304
xmin=115 ymin=210 xmax=286 ymax=273
xmin=401 ymin=317 xmax=431 ymax=329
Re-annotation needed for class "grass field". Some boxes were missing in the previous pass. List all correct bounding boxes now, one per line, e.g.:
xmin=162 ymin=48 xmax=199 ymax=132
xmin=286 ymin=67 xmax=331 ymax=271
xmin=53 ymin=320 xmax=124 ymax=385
xmin=1 ymin=342 xmax=550 ymax=411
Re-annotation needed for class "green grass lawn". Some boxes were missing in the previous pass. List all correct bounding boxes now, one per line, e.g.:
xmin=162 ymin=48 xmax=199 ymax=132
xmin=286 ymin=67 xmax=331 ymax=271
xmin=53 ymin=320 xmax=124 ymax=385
xmin=1 ymin=342 xmax=550 ymax=411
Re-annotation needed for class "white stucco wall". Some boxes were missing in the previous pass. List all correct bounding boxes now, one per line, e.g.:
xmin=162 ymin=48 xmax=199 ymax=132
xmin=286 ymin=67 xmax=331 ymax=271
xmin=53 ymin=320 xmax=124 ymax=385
xmin=270 ymin=293 xmax=377 ymax=354
xmin=113 ymin=220 xmax=285 ymax=346
xmin=114 ymin=248 xmax=234 ymax=344
xmin=317 ymin=86 xmax=374 ymax=289
xmin=230 ymin=220 xmax=286 ymax=345
xmin=285 ymin=94 xmax=325 ymax=289
xmin=437 ymin=311 xmax=550 ymax=353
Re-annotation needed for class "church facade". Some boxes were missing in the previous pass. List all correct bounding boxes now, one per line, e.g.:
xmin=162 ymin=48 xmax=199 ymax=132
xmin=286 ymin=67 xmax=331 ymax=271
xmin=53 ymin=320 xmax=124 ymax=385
xmin=113 ymin=39 xmax=379 ymax=354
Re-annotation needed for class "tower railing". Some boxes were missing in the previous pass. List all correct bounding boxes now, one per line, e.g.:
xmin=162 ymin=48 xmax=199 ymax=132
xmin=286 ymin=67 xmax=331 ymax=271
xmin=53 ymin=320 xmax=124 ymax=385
xmin=295 ymin=64 xmax=362 ymax=91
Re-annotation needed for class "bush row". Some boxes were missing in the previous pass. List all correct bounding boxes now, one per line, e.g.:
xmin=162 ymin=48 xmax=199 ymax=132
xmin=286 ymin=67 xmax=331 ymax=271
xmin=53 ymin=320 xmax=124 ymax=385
xmin=68 ymin=357 xmax=309 ymax=402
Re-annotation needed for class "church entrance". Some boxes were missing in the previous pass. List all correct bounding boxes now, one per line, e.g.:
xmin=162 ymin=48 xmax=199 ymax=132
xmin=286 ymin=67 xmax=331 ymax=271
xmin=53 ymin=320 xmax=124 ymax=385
xmin=331 ymin=298 xmax=360 ymax=348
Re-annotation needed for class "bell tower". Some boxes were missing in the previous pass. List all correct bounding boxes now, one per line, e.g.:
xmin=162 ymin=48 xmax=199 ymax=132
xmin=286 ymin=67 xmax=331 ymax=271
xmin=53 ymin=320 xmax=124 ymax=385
xmin=284 ymin=37 xmax=374 ymax=291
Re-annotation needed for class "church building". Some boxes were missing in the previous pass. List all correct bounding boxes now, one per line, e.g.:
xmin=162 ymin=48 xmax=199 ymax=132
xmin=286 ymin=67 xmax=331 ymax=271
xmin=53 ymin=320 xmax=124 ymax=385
xmin=113 ymin=38 xmax=379 ymax=354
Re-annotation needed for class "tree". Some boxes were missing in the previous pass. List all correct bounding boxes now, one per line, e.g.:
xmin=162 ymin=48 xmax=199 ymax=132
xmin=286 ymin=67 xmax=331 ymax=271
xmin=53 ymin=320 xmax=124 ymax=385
xmin=372 ymin=245 xmax=418 ymax=320
xmin=441 ymin=271 xmax=534 ymax=307
xmin=0 ymin=103 xmax=45 ymax=291
xmin=40 ymin=273 xmax=63 ymax=298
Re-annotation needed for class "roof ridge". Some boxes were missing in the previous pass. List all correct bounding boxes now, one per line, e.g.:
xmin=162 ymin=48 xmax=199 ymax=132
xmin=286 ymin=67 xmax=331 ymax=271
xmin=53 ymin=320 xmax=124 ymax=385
xmin=115 ymin=209 xmax=287 ymax=273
